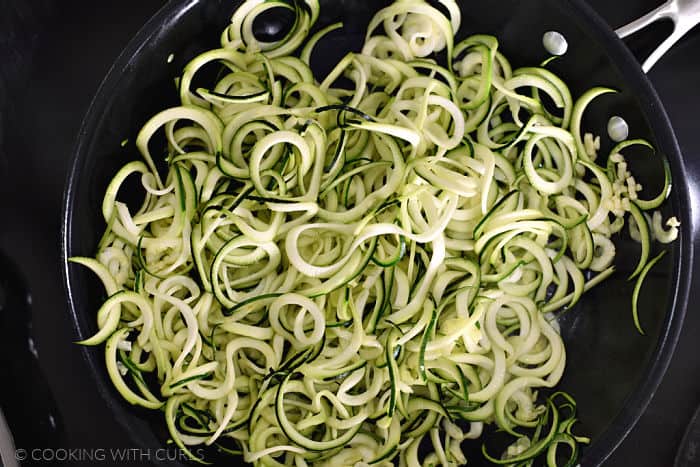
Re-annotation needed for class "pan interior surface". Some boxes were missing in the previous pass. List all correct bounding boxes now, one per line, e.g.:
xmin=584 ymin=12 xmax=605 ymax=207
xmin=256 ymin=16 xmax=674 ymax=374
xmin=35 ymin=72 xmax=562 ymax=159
xmin=62 ymin=0 xmax=691 ymax=465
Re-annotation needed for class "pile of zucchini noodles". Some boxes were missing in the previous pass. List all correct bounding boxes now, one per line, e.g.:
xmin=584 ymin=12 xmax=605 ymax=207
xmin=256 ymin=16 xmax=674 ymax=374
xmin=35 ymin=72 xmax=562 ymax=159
xmin=72 ymin=0 xmax=679 ymax=465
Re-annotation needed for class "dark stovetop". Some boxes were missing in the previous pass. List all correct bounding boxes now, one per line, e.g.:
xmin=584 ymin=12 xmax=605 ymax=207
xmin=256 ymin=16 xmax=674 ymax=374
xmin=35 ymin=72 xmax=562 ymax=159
xmin=0 ymin=0 xmax=699 ymax=466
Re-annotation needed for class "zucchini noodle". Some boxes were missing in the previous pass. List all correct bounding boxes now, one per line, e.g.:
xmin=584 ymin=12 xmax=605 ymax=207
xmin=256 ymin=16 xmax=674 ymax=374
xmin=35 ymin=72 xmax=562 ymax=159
xmin=72 ymin=0 xmax=677 ymax=465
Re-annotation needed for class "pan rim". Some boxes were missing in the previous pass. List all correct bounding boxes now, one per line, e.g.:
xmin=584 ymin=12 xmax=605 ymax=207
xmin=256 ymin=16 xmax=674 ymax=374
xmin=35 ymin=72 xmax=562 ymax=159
xmin=60 ymin=0 xmax=206 ymax=461
xmin=60 ymin=1 xmax=694 ymax=465
xmin=562 ymin=0 xmax=693 ymax=464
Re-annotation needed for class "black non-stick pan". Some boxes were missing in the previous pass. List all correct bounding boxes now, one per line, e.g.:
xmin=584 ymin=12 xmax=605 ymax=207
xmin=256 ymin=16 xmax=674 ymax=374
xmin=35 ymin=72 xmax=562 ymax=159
xmin=62 ymin=1 xmax=694 ymax=465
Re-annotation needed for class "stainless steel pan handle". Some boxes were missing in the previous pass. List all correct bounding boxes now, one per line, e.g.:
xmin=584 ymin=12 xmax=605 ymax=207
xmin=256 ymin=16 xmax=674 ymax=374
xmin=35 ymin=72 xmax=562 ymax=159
xmin=616 ymin=0 xmax=700 ymax=72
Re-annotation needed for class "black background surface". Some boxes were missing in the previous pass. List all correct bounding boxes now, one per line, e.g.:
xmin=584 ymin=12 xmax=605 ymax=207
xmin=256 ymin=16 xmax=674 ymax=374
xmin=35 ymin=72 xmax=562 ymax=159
xmin=0 ymin=0 xmax=699 ymax=465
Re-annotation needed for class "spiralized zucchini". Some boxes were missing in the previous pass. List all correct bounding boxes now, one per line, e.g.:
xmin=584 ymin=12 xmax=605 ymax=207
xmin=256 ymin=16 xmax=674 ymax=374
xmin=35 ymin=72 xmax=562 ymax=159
xmin=72 ymin=0 xmax=677 ymax=465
